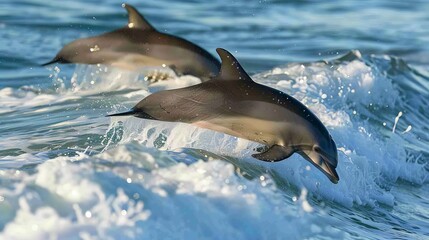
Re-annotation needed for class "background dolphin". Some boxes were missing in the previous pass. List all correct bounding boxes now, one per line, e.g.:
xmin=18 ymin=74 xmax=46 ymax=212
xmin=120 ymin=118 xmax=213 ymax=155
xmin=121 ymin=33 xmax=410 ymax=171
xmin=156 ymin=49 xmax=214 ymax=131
xmin=43 ymin=3 xmax=221 ymax=81
xmin=109 ymin=48 xmax=339 ymax=183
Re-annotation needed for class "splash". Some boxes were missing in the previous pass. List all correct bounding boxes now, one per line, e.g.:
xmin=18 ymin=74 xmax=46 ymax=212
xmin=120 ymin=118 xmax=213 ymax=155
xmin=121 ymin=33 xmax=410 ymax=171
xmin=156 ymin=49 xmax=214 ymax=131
xmin=107 ymin=52 xmax=428 ymax=208
xmin=1 ymin=51 xmax=428 ymax=239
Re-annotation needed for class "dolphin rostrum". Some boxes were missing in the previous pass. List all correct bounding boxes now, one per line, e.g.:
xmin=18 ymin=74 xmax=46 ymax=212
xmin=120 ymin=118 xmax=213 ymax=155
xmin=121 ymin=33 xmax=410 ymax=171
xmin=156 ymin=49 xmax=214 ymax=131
xmin=43 ymin=3 xmax=220 ymax=81
xmin=108 ymin=48 xmax=339 ymax=183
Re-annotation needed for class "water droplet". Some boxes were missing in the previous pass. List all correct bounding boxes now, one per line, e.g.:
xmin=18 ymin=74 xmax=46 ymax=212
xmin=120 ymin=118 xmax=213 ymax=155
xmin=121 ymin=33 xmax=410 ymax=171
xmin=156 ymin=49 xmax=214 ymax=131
xmin=402 ymin=125 xmax=412 ymax=134
xmin=133 ymin=193 xmax=140 ymax=199
xmin=85 ymin=211 xmax=92 ymax=218
xmin=90 ymin=45 xmax=100 ymax=52
xmin=392 ymin=111 xmax=403 ymax=133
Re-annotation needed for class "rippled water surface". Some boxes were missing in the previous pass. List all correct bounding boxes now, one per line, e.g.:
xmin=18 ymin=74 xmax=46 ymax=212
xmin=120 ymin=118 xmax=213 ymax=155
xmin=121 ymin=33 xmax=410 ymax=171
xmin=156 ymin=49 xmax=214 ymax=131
xmin=0 ymin=0 xmax=428 ymax=239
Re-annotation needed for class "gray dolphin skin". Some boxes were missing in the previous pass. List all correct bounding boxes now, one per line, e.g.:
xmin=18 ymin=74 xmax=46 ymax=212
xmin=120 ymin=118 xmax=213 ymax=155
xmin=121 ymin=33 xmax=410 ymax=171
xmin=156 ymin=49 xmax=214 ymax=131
xmin=42 ymin=3 xmax=220 ymax=81
xmin=108 ymin=48 xmax=339 ymax=183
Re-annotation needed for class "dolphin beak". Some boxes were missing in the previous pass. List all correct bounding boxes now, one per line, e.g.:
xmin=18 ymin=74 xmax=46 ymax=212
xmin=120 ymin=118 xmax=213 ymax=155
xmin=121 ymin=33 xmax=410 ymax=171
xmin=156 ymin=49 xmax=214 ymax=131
xmin=299 ymin=150 xmax=339 ymax=184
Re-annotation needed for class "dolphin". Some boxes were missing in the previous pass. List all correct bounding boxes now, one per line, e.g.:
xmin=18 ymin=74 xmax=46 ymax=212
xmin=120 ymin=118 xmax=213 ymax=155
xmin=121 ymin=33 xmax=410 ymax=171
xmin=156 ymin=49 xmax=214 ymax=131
xmin=42 ymin=3 xmax=221 ymax=81
xmin=108 ymin=48 xmax=339 ymax=183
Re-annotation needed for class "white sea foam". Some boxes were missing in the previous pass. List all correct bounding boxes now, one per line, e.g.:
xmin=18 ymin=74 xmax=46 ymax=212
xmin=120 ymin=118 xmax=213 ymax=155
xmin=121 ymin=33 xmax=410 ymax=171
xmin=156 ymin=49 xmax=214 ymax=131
xmin=0 ymin=152 xmax=345 ymax=239
xmin=0 ymin=64 xmax=201 ymax=113
xmin=66 ymin=64 xmax=201 ymax=94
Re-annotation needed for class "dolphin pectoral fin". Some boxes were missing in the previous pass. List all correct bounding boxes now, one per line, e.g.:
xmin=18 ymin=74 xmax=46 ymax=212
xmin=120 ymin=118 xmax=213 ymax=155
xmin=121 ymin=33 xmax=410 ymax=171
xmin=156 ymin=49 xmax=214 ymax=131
xmin=252 ymin=145 xmax=294 ymax=162
xmin=122 ymin=4 xmax=155 ymax=30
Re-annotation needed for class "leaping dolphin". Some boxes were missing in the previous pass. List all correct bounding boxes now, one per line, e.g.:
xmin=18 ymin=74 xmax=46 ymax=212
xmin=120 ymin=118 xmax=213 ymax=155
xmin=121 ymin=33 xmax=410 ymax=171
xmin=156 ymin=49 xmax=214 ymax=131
xmin=42 ymin=3 xmax=221 ymax=81
xmin=108 ymin=48 xmax=339 ymax=183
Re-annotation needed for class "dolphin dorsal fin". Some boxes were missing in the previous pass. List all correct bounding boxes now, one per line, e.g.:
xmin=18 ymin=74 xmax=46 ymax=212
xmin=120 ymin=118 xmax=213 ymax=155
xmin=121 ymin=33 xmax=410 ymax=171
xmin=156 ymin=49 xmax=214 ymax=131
xmin=216 ymin=48 xmax=252 ymax=81
xmin=122 ymin=3 xmax=155 ymax=30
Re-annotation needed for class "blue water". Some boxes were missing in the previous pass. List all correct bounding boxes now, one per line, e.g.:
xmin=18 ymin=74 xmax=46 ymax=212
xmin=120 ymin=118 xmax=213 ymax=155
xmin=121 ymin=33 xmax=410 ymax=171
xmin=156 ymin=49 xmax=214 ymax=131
xmin=1 ymin=0 xmax=429 ymax=239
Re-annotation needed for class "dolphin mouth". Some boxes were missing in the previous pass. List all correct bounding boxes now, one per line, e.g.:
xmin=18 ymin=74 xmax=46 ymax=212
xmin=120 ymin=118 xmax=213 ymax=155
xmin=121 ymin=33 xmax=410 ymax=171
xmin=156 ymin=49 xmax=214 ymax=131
xmin=299 ymin=150 xmax=339 ymax=184
xmin=318 ymin=157 xmax=339 ymax=184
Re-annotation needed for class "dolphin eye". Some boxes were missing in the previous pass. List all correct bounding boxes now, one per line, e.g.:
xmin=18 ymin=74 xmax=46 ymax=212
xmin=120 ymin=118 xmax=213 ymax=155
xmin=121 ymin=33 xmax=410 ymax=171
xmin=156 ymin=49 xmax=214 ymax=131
xmin=314 ymin=146 xmax=321 ymax=153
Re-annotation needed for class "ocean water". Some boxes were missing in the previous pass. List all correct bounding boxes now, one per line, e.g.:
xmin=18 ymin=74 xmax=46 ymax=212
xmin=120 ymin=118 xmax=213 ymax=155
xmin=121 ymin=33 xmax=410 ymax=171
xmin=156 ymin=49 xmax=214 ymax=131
xmin=0 ymin=0 xmax=428 ymax=239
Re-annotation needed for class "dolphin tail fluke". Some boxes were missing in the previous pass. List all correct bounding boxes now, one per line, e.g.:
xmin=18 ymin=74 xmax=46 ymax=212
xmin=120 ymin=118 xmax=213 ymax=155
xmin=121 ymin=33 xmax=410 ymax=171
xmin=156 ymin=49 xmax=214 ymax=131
xmin=41 ymin=57 xmax=70 ymax=66
xmin=41 ymin=58 xmax=59 ymax=66
xmin=106 ymin=110 xmax=136 ymax=117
